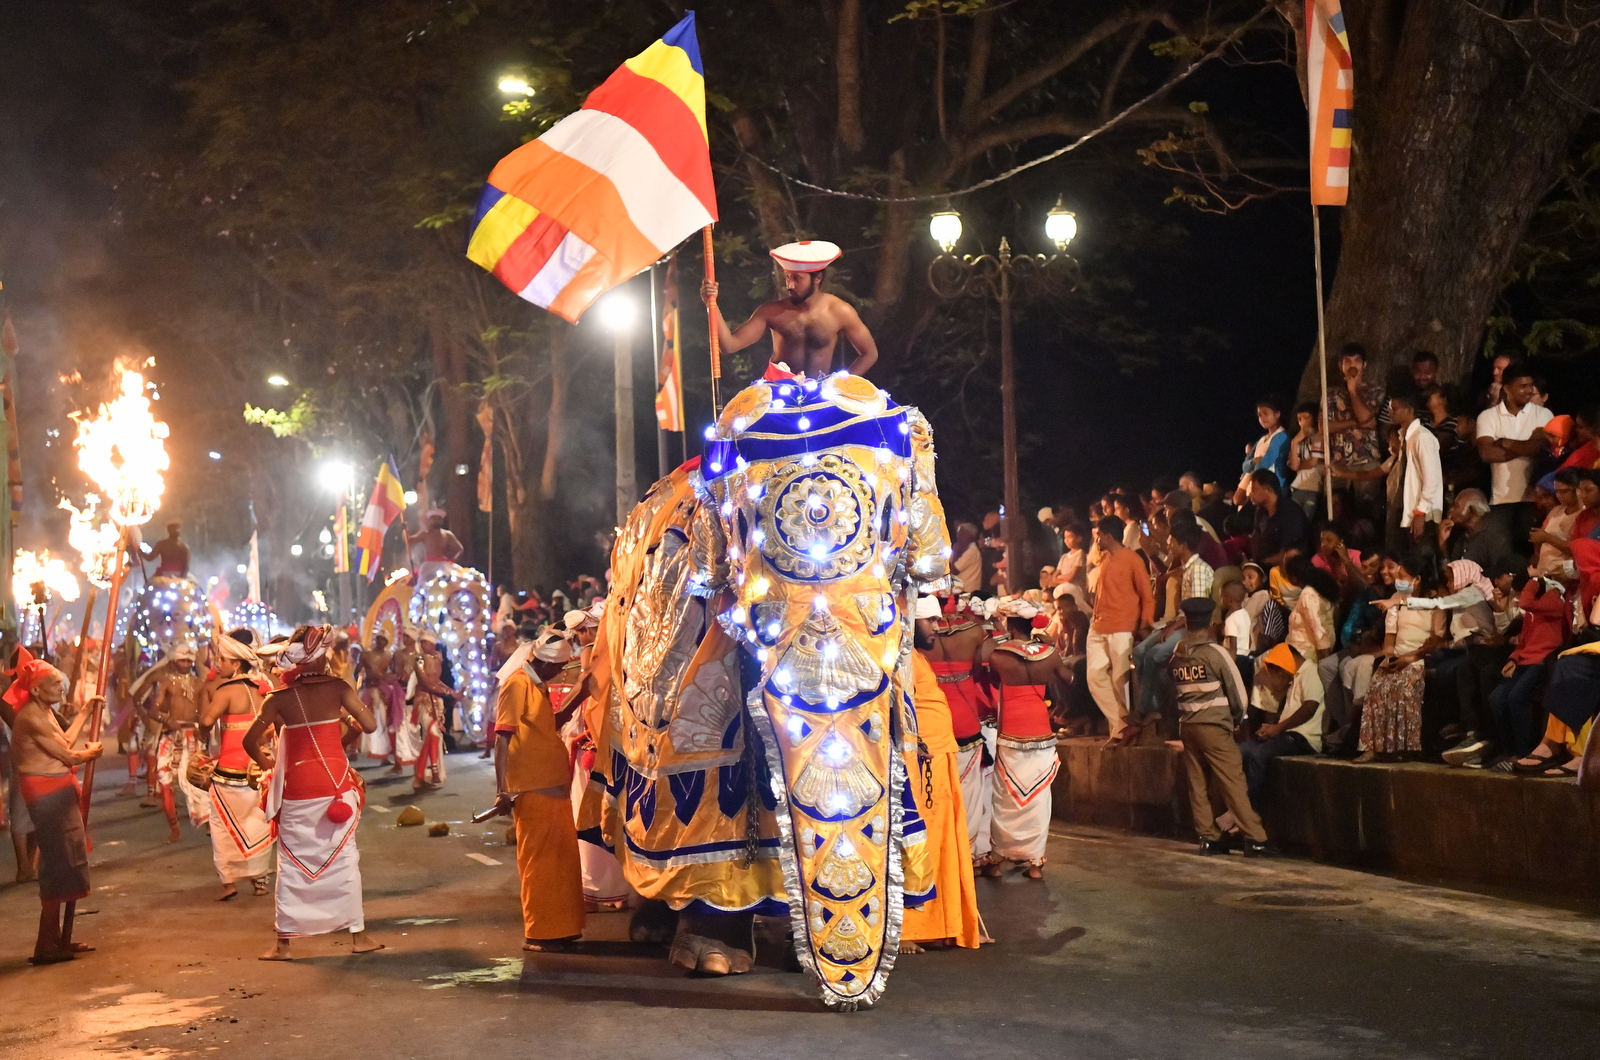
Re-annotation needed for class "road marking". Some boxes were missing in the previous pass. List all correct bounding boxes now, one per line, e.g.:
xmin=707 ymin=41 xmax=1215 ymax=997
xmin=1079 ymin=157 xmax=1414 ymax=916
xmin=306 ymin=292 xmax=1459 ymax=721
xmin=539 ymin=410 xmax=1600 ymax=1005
xmin=368 ymin=804 xmax=392 ymax=813
xmin=465 ymin=853 xmax=502 ymax=866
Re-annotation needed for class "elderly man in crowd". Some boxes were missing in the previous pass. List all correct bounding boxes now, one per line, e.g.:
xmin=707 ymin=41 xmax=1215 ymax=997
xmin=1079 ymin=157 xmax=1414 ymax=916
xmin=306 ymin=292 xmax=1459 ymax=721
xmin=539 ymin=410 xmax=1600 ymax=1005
xmin=1438 ymin=489 xmax=1513 ymax=571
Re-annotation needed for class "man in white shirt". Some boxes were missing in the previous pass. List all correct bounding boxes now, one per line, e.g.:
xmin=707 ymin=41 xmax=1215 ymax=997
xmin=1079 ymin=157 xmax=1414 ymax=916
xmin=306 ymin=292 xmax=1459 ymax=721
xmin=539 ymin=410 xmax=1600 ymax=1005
xmin=1240 ymin=644 xmax=1323 ymax=806
xmin=1389 ymin=391 xmax=1443 ymax=543
xmin=1475 ymin=361 xmax=1552 ymax=543
xmin=951 ymin=522 xmax=982 ymax=594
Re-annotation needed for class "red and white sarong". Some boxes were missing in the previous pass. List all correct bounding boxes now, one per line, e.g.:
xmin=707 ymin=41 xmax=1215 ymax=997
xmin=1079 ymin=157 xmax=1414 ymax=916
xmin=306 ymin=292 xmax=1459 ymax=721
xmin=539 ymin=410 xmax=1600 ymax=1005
xmin=156 ymin=727 xmax=210 ymax=828
xmin=989 ymin=683 xmax=1059 ymax=866
xmin=266 ymin=720 xmax=364 ymax=937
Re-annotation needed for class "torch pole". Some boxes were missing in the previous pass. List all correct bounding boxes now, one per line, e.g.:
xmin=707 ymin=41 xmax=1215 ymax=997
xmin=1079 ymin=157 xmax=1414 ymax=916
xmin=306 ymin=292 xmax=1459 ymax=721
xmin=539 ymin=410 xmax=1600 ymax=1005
xmin=702 ymin=225 xmax=722 ymax=420
xmin=79 ymin=534 xmax=130 ymax=826
xmin=66 ymin=584 xmax=98 ymax=702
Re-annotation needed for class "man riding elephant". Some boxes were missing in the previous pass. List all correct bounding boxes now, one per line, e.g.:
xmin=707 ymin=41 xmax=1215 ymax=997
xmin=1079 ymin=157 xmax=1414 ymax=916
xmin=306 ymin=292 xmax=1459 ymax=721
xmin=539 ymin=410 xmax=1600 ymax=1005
xmin=585 ymin=371 xmax=952 ymax=1009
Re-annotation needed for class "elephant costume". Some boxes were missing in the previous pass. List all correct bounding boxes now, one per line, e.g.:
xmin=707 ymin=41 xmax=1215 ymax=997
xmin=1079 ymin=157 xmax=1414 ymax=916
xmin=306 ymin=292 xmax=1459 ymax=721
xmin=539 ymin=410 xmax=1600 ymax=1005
xmin=584 ymin=372 xmax=953 ymax=1009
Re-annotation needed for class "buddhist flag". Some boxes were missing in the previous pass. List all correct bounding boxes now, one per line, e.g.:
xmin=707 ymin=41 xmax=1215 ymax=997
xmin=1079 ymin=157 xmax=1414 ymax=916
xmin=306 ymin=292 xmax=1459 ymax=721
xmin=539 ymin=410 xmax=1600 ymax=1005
xmin=1306 ymin=0 xmax=1353 ymax=205
xmin=355 ymin=457 xmax=407 ymax=582
xmin=466 ymin=12 xmax=717 ymax=323
xmin=655 ymin=254 xmax=684 ymax=432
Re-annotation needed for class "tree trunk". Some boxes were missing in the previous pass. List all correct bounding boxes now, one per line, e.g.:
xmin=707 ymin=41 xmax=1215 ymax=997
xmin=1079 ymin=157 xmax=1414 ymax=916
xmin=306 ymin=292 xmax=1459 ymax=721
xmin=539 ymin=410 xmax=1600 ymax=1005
xmin=1301 ymin=0 xmax=1600 ymax=394
xmin=431 ymin=316 xmax=478 ymax=563
xmin=835 ymin=0 xmax=865 ymax=155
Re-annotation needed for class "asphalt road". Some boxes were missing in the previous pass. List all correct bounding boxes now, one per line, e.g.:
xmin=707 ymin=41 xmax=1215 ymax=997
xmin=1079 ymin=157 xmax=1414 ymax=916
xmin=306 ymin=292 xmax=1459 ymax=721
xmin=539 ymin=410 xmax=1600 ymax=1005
xmin=3 ymin=752 xmax=1597 ymax=1060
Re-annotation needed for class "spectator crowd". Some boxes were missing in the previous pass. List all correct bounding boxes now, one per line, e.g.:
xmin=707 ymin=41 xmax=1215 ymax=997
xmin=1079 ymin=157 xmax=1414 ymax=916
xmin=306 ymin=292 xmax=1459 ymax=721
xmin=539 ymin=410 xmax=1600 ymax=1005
xmin=948 ymin=348 xmax=1600 ymax=809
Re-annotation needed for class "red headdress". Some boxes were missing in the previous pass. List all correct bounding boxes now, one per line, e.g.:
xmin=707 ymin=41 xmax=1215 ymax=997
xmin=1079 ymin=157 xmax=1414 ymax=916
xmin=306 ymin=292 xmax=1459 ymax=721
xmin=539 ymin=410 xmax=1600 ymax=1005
xmin=4 ymin=645 xmax=58 ymax=707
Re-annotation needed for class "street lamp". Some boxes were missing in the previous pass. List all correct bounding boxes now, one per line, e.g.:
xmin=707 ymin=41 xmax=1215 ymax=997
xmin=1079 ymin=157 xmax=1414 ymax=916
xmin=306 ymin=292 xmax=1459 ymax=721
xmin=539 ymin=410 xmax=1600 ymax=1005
xmin=497 ymin=75 xmax=534 ymax=96
xmin=267 ymin=374 xmax=289 ymax=387
xmin=928 ymin=201 xmax=1080 ymax=593
xmin=601 ymin=292 xmax=637 ymax=529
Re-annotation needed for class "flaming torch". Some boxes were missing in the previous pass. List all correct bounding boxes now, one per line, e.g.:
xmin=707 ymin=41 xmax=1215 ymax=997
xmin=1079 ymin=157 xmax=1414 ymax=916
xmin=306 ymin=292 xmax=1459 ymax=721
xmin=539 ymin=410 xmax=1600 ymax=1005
xmin=60 ymin=495 xmax=120 ymax=703
xmin=69 ymin=366 xmax=169 ymax=823
xmin=11 ymin=548 xmax=81 ymax=649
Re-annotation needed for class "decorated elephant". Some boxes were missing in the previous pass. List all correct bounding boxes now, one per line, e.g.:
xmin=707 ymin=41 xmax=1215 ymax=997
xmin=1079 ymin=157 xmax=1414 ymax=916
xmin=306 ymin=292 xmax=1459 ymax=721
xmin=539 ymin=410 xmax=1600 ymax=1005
xmin=586 ymin=372 xmax=951 ymax=1009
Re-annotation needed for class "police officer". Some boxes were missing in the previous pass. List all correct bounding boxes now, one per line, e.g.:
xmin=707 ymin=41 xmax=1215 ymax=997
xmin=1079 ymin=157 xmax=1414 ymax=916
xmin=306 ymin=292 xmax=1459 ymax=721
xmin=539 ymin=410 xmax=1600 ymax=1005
xmin=1166 ymin=597 xmax=1271 ymax=856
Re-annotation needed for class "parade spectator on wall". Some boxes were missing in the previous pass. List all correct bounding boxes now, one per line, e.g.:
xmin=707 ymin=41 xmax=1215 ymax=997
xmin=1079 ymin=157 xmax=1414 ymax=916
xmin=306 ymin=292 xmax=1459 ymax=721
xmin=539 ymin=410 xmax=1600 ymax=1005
xmin=1388 ymin=389 xmax=1444 ymax=546
xmin=1325 ymin=343 xmax=1386 ymax=505
xmin=1474 ymin=360 xmax=1552 ymax=540
xmin=1288 ymin=401 xmax=1325 ymax=519
xmin=1236 ymin=394 xmax=1290 ymax=504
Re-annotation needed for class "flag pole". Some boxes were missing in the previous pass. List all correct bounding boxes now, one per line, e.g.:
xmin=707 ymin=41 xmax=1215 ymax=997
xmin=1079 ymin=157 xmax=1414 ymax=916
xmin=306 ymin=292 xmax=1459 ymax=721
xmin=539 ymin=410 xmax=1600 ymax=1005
xmin=702 ymin=225 xmax=722 ymax=419
xmin=650 ymin=262 xmax=669 ymax=480
xmin=1313 ymin=203 xmax=1334 ymax=521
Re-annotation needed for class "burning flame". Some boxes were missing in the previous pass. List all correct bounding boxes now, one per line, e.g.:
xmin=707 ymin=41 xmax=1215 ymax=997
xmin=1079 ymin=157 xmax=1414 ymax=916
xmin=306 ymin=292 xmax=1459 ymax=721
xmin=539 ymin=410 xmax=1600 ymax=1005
xmin=13 ymin=549 xmax=81 ymax=604
xmin=71 ymin=368 xmax=169 ymax=526
xmin=61 ymin=497 xmax=121 ymax=588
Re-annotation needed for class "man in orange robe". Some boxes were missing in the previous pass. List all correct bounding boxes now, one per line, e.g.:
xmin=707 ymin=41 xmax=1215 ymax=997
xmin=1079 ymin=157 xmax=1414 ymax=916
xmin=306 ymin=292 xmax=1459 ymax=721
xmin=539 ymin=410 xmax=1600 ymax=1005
xmin=493 ymin=624 xmax=586 ymax=951
xmin=901 ymin=597 xmax=985 ymax=951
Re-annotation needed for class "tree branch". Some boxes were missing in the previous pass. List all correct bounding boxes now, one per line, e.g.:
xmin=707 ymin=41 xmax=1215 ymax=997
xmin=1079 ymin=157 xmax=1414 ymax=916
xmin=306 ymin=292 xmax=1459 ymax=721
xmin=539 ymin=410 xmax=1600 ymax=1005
xmin=964 ymin=11 xmax=1136 ymax=131
xmin=960 ymin=6 xmax=994 ymax=125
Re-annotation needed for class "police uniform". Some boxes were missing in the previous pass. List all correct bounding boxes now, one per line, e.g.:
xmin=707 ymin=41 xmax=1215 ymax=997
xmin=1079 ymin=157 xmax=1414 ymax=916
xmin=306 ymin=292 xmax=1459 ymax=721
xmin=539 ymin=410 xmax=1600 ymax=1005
xmin=1166 ymin=599 xmax=1268 ymax=848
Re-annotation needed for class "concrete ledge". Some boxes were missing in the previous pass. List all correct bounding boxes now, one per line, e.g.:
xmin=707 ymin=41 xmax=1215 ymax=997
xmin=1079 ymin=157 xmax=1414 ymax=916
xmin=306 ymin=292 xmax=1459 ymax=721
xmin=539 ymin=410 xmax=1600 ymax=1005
xmin=1049 ymin=736 xmax=1600 ymax=900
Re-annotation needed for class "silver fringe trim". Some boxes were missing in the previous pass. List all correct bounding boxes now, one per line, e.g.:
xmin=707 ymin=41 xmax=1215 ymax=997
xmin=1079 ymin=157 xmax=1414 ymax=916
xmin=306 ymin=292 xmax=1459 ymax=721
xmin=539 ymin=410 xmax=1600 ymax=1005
xmin=746 ymin=682 xmax=905 ymax=1013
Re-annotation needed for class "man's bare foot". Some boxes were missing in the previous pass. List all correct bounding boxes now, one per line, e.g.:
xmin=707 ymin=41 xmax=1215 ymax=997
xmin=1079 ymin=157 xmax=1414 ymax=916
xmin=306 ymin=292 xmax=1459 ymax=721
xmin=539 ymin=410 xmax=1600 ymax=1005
xmin=259 ymin=939 xmax=294 ymax=961
xmin=980 ymin=861 xmax=1003 ymax=878
xmin=350 ymin=930 xmax=385 ymax=953
xmin=66 ymin=941 xmax=95 ymax=953
xmin=1352 ymin=751 xmax=1376 ymax=764
xmin=29 ymin=949 xmax=75 ymax=965
xmin=1024 ymin=864 xmax=1044 ymax=880
xmin=166 ymin=826 xmax=181 ymax=844
xmin=118 ymin=782 xmax=137 ymax=797
xmin=218 ymin=884 xmax=238 ymax=901
xmin=523 ymin=935 xmax=579 ymax=952
xmin=139 ymin=797 xmax=158 ymax=808
xmin=900 ymin=941 xmax=926 ymax=954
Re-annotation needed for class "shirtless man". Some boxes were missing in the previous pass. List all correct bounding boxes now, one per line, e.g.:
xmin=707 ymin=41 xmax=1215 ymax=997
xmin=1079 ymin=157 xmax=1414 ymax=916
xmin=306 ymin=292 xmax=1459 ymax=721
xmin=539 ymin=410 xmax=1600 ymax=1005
xmin=975 ymin=602 xmax=1072 ymax=878
xmin=412 ymin=632 xmax=456 ymax=792
xmin=922 ymin=599 xmax=995 ymax=867
xmin=4 ymin=650 xmax=104 ymax=963
xmin=152 ymin=646 xmax=207 ymax=842
xmin=142 ymin=521 xmax=191 ymax=578
xmin=700 ymin=240 xmax=878 ymax=380
xmin=359 ymin=633 xmax=402 ymax=763
xmin=411 ymin=509 xmax=463 ymax=582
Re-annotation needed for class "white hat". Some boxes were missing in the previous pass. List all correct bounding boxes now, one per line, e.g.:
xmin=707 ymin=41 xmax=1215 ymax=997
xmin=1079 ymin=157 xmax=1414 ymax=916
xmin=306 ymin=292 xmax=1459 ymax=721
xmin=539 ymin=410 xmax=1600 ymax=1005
xmin=994 ymin=598 xmax=1040 ymax=621
xmin=562 ymin=609 xmax=588 ymax=631
xmin=1037 ymin=507 xmax=1054 ymax=523
xmin=770 ymin=241 xmax=841 ymax=273
xmin=913 ymin=596 xmax=941 ymax=620
xmin=533 ymin=631 xmax=573 ymax=664
xmin=1052 ymin=583 xmax=1072 ymax=599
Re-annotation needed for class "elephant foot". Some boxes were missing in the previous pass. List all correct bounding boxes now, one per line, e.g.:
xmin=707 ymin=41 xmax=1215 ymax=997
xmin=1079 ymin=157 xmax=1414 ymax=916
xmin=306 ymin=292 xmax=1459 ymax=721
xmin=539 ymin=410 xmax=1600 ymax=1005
xmin=628 ymin=899 xmax=680 ymax=945
xmin=669 ymin=908 xmax=755 ymax=975
xmin=669 ymin=933 xmax=754 ymax=976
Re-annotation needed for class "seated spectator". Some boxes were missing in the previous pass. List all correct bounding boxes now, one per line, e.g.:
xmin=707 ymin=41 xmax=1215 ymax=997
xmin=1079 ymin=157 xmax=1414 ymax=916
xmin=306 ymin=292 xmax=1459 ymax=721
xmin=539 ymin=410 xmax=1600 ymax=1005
xmin=1220 ymin=508 xmax=1254 ymax=567
xmin=1050 ymin=586 xmax=1090 ymax=659
xmin=1528 ymin=467 xmax=1596 ymax=573
xmin=1356 ymin=553 xmax=1446 ymax=762
xmin=1243 ymin=561 xmax=1289 ymax=655
xmin=1438 ymin=489 xmax=1512 ymax=571
xmin=1248 ymin=469 xmax=1309 ymax=568
xmin=1395 ymin=559 xmax=1503 ymax=763
xmin=1553 ymin=404 xmax=1598 ymax=473
xmin=1198 ymin=481 xmax=1232 ymax=536
xmin=1283 ymin=553 xmax=1338 ymax=662
xmin=1288 ymin=401 xmax=1325 ymax=519
xmin=1488 ymin=575 xmax=1572 ymax=768
xmin=1170 ymin=505 xmax=1229 ymax=573
xmin=1528 ymin=473 xmax=1578 ymax=580
xmin=1132 ymin=520 xmax=1214 ymax=741
xmin=1237 ymin=394 xmax=1290 ymax=504
xmin=1242 ymin=643 xmax=1324 ymax=805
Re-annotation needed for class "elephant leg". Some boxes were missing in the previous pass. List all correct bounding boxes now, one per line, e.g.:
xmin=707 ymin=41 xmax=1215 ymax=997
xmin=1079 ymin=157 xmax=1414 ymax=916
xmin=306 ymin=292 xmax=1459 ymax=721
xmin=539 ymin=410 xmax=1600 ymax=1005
xmin=669 ymin=907 xmax=755 ymax=976
xmin=628 ymin=899 xmax=679 ymax=945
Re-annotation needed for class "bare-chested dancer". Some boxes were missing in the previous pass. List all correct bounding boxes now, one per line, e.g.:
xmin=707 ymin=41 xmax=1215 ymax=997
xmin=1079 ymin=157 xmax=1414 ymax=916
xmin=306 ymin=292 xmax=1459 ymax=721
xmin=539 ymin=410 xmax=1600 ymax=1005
xmin=359 ymin=632 xmax=402 ymax=763
xmin=199 ymin=632 xmax=275 ymax=900
xmin=3 ymin=648 xmax=104 ymax=963
xmin=700 ymin=240 xmax=878 ymax=380
xmin=924 ymin=598 xmax=996 ymax=868
xmin=151 ymin=644 xmax=208 ymax=842
xmin=244 ymin=625 xmax=380 ymax=960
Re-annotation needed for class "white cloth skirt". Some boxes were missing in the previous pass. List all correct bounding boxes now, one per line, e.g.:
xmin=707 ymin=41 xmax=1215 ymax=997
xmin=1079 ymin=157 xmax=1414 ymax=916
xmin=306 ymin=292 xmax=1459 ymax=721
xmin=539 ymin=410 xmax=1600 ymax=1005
xmin=957 ymin=724 xmax=996 ymax=862
xmin=391 ymin=704 xmax=422 ymax=767
xmin=570 ymin=763 xmax=629 ymax=903
xmin=359 ymin=689 xmax=392 ymax=760
xmin=272 ymin=788 xmax=364 ymax=937
xmin=208 ymin=776 xmax=275 ymax=882
xmin=990 ymin=734 xmax=1059 ymax=864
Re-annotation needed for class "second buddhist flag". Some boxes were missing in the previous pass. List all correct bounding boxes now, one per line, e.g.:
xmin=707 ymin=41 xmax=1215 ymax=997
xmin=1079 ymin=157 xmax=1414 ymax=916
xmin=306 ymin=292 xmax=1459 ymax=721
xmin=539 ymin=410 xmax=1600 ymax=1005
xmin=466 ymin=12 xmax=717 ymax=322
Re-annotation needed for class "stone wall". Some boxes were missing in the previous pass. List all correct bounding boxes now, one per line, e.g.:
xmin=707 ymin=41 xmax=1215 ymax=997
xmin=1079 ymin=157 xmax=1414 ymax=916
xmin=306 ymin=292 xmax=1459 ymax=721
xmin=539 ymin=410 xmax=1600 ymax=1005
xmin=1048 ymin=737 xmax=1600 ymax=900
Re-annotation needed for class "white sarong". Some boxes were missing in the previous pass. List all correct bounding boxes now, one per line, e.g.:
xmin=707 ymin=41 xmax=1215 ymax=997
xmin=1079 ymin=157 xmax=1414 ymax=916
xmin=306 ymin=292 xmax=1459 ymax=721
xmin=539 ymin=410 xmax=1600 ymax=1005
xmin=268 ymin=766 xmax=364 ymax=938
xmin=208 ymin=775 xmax=275 ymax=882
xmin=158 ymin=728 xmax=211 ymax=829
xmin=990 ymin=734 xmax=1059 ymax=865
xmin=958 ymin=724 xmax=996 ymax=862
xmin=359 ymin=688 xmax=392 ymax=760
xmin=392 ymin=702 xmax=422 ymax=767
xmin=570 ymin=761 xmax=629 ymax=903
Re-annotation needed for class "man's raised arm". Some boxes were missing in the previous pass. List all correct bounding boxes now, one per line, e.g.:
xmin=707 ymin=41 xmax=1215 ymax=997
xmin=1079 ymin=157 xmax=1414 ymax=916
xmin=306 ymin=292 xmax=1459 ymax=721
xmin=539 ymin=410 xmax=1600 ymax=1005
xmin=700 ymin=280 xmax=770 ymax=355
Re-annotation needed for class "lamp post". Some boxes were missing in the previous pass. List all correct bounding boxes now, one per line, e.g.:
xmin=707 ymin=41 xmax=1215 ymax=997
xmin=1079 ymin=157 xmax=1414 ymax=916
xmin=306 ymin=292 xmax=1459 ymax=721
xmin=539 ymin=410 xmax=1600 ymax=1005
xmin=318 ymin=459 xmax=355 ymax=624
xmin=601 ymin=293 xmax=637 ymax=529
xmin=927 ymin=198 xmax=1079 ymax=593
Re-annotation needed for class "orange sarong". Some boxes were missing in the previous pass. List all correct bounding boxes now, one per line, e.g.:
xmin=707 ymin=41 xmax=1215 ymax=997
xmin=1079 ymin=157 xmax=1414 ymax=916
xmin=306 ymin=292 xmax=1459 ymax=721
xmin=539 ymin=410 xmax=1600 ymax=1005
xmin=512 ymin=791 xmax=586 ymax=942
xmin=902 ymin=653 xmax=983 ymax=948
